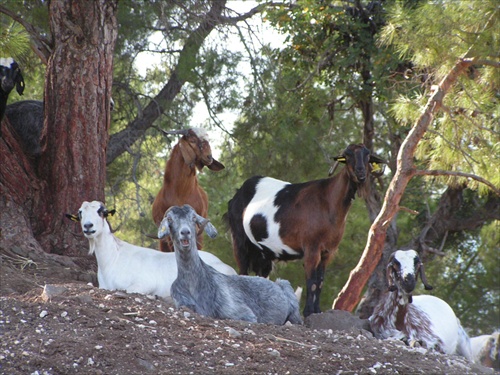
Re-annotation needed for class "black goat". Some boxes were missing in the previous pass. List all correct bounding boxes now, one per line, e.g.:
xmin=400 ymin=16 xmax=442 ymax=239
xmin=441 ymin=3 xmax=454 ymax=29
xmin=226 ymin=143 xmax=386 ymax=317
xmin=5 ymin=100 xmax=43 ymax=155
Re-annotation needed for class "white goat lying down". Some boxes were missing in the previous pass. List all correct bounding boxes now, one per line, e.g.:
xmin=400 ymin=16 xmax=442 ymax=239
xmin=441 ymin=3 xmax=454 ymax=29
xmin=369 ymin=249 xmax=472 ymax=360
xmin=470 ymin=332 xmax=500 ymax=369
xmin=66 ymin=201 xmax=236 ymax=299
xmin=158 ymin=204 xmax=303 ymax=325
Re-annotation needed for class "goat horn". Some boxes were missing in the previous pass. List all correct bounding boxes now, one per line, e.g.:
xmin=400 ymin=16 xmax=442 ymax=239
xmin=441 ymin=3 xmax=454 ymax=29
xmin=418 ymin=262 xmax=433 ymax=290
xmin=328 ymin=160 xmax=340 ymax=177
xmin=141 ymin=230 xmax=159 ymax=240
xmin=160 ymin=129 xmax=190 ymax=136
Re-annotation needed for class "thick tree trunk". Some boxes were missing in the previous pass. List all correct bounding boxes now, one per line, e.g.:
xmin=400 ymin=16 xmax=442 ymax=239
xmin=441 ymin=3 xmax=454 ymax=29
xmin=1 ymin=0 xmax=118 ymax=257
xmin=34 ymin=0 xmax=118 ymax=255
xmin=333 ymin=58 xmax=477 ymax=312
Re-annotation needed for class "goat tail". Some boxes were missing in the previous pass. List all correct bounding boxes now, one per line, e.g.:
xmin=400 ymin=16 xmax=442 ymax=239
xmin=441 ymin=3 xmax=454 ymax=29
xmin=456 ymin=320 xmax=473 ymax=361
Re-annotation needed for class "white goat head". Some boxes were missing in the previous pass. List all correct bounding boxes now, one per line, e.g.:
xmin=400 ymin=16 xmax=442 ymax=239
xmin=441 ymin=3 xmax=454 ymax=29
xmin=386 ymin=249 xmax=433 ymax=303
xmin=66 ymin=201 xmax=116 ymax=240
xmin=158 ymin=204 xmax=217 ymax=250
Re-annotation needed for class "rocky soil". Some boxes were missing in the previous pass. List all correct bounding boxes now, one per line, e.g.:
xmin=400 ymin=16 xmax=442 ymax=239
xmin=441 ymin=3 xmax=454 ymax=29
xmin=0 ymin=248 xmax=495 ymax=375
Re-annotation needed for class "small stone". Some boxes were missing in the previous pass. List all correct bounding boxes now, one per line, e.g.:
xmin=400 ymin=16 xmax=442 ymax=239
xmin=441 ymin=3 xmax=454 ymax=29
xmin=39 ymin=310 xmax=48 ymax=318
xmin=225 ymin=327 xmax=242 ymax=338
xmin=41 ymin=285 xmax=67 ymax=302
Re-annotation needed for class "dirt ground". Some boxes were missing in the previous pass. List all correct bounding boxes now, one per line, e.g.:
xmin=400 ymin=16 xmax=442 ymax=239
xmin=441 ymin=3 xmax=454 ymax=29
xmin=0 ymin=249 xmax=495 ymax=375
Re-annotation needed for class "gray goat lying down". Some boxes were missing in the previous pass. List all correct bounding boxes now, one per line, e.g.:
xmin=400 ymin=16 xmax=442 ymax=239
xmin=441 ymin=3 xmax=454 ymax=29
xmin=158 ymin=205 xmax=303 ymax=325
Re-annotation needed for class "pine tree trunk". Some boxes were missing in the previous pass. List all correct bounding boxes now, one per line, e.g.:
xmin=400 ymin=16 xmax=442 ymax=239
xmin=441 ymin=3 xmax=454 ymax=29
xmin=0 ymin=0 xmax=118 ymax=258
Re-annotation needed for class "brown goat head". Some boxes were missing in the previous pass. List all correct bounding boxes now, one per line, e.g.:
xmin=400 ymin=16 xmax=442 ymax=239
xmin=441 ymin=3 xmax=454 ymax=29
xmin=162 ymin=128 xmax=225 ymax=172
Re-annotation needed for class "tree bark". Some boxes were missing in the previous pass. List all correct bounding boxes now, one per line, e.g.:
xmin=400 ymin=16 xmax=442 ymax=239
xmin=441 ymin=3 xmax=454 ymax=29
xmin=1 ymin=0 xmax=118 ymax=256
xmin=333 ymin=57 xmax=478 ymax=312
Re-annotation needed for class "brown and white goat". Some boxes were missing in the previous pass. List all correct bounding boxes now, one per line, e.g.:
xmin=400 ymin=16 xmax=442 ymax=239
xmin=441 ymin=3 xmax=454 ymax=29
xmin=152 ymin=128 xmax=224 ymax=252
xmin=225 ymin=143 xmax=386 ymax=317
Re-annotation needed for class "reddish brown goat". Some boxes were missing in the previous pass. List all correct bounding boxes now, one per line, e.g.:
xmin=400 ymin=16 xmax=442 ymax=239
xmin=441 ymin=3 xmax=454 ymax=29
xmin=152 ymin=128 xmax=224 ymax=252
xmin=225 ymin=144 xmax=386 ymax=317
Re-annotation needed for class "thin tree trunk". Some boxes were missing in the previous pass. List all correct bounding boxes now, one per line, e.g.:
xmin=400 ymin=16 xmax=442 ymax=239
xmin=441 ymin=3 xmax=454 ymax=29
xmin=333 ymin=57 xmax=477 ymax=311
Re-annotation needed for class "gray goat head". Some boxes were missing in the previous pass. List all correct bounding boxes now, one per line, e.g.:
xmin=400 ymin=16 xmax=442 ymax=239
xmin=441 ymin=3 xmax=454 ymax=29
xmin=158 ymin=205 xmax=217 ymax=249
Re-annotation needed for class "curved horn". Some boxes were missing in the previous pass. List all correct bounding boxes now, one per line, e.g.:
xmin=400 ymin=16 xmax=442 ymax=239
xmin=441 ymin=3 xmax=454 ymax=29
xmin=418 ymin=262 xmax=433 ymax=290
xmin=328 ymin=160 xmax=340 ymax=176
xmin=160 ymin=128 xmax=190 ymax=137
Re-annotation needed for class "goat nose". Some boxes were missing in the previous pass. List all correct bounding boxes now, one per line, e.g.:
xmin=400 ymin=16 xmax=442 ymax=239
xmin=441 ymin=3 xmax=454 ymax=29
xmin=181 ymin=228 xmax=191 ymax=237
xmin=84 ymin=223 xmax=93 ymax=230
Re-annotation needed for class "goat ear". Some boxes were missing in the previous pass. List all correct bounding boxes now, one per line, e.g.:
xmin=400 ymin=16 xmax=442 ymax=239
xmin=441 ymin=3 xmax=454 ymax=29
xmin=179 ymin=141 xmax=197 ymax=167
xmin=206 ymin=159 xmax=225 ymax=171
xmin=65 ymin=213 xmax=80 ymax=222
xmin=370 ymin=162 xmax=386 ymax=177
xmin=16 ymin=74 xmax=25 ymax=96
xmin=386 ymin=260 xmax=397 ymax=292
xmin=158 ymin=219 xmax=170 ymax=239
xmin=203 ymin=222 xmax=218 ymax=239
xmin=107 ymin=209 xmax=116 ymax=217
xmin=369 ymin=154 xmax=386 ymax=164
xmin=194 ymin=213 xmax=218 ymax=239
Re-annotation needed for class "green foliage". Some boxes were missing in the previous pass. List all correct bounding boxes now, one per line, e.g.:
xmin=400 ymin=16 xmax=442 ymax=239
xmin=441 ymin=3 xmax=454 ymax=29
xmin=381 ymin=0 xmax=500 ymax=195
xmin=424 ymin=220 xmax=500 ymax=335
xmin=0 ymin=18 xmax=30 ymax=59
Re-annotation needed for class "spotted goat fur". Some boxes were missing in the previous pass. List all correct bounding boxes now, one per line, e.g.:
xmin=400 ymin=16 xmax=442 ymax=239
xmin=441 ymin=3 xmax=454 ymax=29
xmin=369 ymin=250 xmax=472 ymax=360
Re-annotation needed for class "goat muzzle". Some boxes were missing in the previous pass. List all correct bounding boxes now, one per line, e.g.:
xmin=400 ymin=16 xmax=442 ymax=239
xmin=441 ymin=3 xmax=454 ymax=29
xmin=401 ymin=275 xmax=417 ymax=294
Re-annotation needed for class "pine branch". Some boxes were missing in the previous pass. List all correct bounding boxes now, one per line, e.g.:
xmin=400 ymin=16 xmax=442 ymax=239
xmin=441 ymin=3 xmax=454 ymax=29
xmin=0 ymin=4 xmax=52 ymax=64
xmin=414 ymin=169 xmax=500 ymax=196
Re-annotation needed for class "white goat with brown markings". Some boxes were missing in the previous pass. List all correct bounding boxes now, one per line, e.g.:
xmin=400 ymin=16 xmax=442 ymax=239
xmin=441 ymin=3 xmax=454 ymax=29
xmin=369 ymin=249 xmax=472 ymax=360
